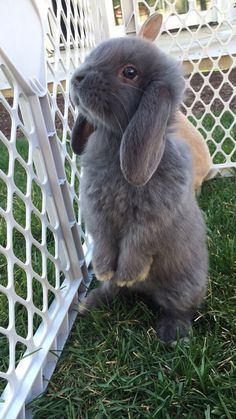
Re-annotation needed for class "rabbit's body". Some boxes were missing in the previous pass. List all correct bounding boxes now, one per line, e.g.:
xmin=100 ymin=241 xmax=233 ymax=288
xmin=174 ymin=111 xmax=212 ymax=192
xmin=70 ymin=37 xmax=208 ymax=342
xmin=80 ymin=131 xmax=207 ymax=313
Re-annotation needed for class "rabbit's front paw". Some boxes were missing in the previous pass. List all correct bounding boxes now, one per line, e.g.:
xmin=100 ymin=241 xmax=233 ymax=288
xmin=92 ymin=246 xmax=117 ymax=281
xmin=94 ymin=269 xmax=114 ymax=282
xmin=114 ymin=257 xmax=153 ymax=287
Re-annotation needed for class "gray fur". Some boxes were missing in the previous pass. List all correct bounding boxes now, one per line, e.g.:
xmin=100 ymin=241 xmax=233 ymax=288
xmin=70 ymin=37 xmax=208 ymax=343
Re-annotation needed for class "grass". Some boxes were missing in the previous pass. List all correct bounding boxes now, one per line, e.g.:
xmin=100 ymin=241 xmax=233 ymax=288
xmin=187 ymin=111 xmax=236 ymax=164
xmin=26 ymin=177 xmax=236 ymax=419
xmin=0 ymin=114 xmax=236 ymax=416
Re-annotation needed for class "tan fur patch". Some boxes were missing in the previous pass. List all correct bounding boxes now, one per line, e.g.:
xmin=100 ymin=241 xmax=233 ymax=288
xmin=78 ymin=301 xmax=89 ymax=314
xmin=117 ymin=257 xmax=153 ymax=288
xmin=95 ymin=270 xmax=114 ymax=281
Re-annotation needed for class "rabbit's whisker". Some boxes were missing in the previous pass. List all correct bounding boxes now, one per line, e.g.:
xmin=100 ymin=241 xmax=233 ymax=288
xmin=110 ymin=92 xmax=130 ymax=124
xmin=102 ymin=110 xmax=107 ymax=135
xmin=127 ymin=85 xmax=144 ymax=93
xmin=110 ymin=108 xmax=124 ymax=135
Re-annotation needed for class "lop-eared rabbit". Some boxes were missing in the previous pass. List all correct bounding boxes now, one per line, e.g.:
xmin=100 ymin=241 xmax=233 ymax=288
xmin=70 ymin=37 xmax=208 ymax=343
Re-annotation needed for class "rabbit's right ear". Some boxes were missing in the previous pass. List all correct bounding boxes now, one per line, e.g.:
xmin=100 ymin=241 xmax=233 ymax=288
xmin=138 ymin=12 xmax=163 ymax=42
xmin=71 ymin=114 xmax=94 ymax=155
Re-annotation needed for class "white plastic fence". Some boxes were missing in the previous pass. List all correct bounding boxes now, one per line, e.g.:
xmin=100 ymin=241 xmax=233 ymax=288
xmin=0 ymin=1 xmax=107 ymax=418
xmin=118 ymin=0 xmax=236 ymax=173
xmin=0 ymin=0 xmax=236 ymax=418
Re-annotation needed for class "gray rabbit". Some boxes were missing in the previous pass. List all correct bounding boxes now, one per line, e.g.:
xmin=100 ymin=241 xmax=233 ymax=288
xmin=70 ymin=37 xmax=208 ymax=343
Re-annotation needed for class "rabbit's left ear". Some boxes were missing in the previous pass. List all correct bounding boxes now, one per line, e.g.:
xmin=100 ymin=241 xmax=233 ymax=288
xmin=71 ymin=114 xmax=94 ymax=155
xmin=138 ymin=12 xmax=163 ymax=42
xmin=120 ymin=83 xmax=171 ymax=186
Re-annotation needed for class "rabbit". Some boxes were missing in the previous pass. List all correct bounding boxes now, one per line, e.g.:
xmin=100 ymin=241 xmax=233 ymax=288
xmin=138 ymin=12 xmax=212 ymax=193
xmin=70 ymin=36 xmax=208 ymax=343
xmin=174 ymin=111 xmax=213 ymax=192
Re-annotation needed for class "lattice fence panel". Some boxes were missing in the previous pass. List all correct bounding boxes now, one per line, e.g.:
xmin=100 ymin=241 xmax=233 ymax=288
xmin=45 ymin=0 xmax=96 ymax=262
xmin=0 ymin=61 xmax=79 ymax=419
xmin=121 ymin=0 xmax=236 ymax=172
xmin=0 ymin=0 xmax=104 ymax=417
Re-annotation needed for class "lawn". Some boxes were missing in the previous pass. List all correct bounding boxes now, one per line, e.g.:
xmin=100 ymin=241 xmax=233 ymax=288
xmin=26 ymin=176 xmax=236 ymax=419
xmin=188 ymin=111 xmax=236 ymax=164
xmin=0 ymin=116 xmax=236 ymax=417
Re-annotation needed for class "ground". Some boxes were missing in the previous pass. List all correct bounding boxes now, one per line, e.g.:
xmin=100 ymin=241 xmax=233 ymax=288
xmin=0 ymin=110 xmax=235 ymax=417
xmin=28 ymin=177 xmax=236 ymax=419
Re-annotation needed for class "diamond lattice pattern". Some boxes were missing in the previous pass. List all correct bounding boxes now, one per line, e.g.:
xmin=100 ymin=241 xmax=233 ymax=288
xmin=0 ymin=0 xmax=95 ymax=407
xmin=137 ymin=0 xmax=236 ymax=169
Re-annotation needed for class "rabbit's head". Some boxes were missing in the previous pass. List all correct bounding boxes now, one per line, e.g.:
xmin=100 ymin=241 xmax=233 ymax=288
xmin=70 ymin=37 xmax=184 ymax=186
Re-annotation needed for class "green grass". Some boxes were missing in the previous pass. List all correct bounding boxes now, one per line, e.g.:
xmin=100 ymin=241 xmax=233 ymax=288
xmin=0 ymin=120 xmax=236 ymax=416
xmin=27 ymin=178 xmax=236 ymax=419
xmin=187 ymin=112 xmax=236 ymax=164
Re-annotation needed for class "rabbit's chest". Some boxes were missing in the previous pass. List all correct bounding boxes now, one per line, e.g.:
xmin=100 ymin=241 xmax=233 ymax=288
xmin=82 ymin=167 xmax=130 ymax=216
xmin=81 ymin=163 xmax=148 ymax=227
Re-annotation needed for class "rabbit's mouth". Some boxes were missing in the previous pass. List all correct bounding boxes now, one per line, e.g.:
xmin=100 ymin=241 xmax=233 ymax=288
xmin=76 ymin=91 xmax=117 ymax=130
xmin=76 ymin=98 xmax=114 ymax=134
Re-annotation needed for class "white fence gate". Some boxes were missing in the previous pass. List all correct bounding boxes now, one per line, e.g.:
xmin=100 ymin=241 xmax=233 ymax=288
xmin=0 ymin=0 xmax=235 ymax=418
xmin=118 ymin=0 xmax=236 ymax=173
xmin=0 ymin=1 xmax=107 ymax=418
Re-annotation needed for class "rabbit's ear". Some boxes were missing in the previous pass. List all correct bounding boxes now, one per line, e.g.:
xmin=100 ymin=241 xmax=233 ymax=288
xmin=71 ymin=114 xmax=94 ymax=155
xmin=138 ymin=13 xmax=163 ymax=42
xmin=120 ymin=84 xmax=171 ymax=186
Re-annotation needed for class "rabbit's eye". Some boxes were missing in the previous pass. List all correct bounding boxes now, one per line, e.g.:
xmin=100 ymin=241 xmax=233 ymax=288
xmin=122 ymin=66 xmax=137 ymax=80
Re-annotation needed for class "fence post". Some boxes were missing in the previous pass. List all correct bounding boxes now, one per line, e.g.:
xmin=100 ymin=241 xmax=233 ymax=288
xmin=120 ymin=0 xmax=137 ymax=35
